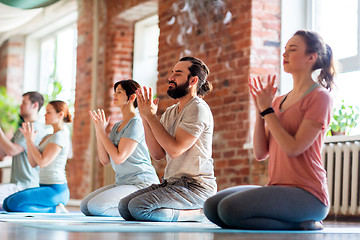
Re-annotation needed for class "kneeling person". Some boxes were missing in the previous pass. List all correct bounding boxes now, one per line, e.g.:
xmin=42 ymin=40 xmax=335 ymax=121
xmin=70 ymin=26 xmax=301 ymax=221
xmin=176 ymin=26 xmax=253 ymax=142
xmin=119 ymin=56 xmax=216 ymax=222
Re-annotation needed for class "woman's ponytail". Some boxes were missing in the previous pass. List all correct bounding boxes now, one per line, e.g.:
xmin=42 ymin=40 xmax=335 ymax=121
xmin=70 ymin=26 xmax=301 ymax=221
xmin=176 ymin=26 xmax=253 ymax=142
xmin=294 ymin=30 xmax=336 ymax=91
xmin=317 ymin=44 xmax=335 ymax=91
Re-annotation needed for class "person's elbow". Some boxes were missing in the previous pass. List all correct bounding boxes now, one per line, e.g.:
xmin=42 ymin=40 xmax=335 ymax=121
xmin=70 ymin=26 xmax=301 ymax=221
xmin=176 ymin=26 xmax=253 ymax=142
xmin=285 ymin=148 xmax=303 ymax=158
xmin=111 ymin=154 xmax=127 ymax=165
xmin=36 ymin=158 xmax=51 ymax=168
xmin=150 ymin=150 xmax=166 ymax=161
xmin=4 ymin=144 xmax=24 ymax=157
xmin=284 ymin=144 xmax=305 ymax=158
xmin=253 ymin=152 xmax=269 ymax=161
xmin=5 ymin=148 xmax=21 ymax=157
xmin=29 ymin=161 xmax=38 ymax=168
xmin=168 ymin=152 xmax=180 ymax=159
xmin=37 ymin=162 xmax=46 ymax=168
xmin=253 ymin=147 xmax=269 ymax=161
xmin=167 ymin=148 xmax=184 ymax=159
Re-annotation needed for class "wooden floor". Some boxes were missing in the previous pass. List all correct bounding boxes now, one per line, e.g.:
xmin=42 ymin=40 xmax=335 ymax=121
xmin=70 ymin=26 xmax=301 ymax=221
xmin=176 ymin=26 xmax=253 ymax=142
xmin=0 ymin=220 xmax=360 ymax=240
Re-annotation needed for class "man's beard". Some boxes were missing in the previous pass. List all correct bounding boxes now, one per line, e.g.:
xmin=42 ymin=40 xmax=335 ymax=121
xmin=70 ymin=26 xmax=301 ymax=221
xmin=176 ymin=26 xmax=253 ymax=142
xmin=167 ymin=78 xmax=190 ymax=99
xmin=19 ymin=111 xmax=27 ymax=120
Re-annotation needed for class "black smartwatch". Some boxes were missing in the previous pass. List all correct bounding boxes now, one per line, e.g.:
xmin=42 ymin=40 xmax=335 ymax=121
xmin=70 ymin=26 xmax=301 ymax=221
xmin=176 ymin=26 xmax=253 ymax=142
xmin=260 ymin=107 xmax=274 ymax=118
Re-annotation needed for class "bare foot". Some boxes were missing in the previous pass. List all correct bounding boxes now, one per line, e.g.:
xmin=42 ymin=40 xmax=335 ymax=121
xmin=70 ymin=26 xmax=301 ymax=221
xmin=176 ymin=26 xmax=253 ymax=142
xmin=299 ymin=220 xmax=324 ymax=230
xmin=178 ymin=209 xmax=207 ymax=222
xmin=56 ymin=203 xmax=69 ymax=213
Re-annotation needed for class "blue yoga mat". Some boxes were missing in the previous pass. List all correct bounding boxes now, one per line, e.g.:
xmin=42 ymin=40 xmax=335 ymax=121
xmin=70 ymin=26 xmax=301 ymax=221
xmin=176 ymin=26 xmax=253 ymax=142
xmin=2 ymin=212 xmax=359 ymax=234
xmin=22 ymin=222 xmax=360 ymax=234
xmin=0 ymin=211 xmax=124 ymax=223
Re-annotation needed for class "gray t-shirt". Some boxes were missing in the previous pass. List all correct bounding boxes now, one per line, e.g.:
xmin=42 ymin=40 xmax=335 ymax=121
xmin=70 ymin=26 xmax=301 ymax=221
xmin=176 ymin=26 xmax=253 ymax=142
xmin=109 ymin=114 xmax=160 ymax=188
xmin=10 ymin=121 xmax=47 ymax=189
xmin=160 ymin=96 xmax=217 ymax=193
xmin=38 ymin=129 xmax=69 ymax=184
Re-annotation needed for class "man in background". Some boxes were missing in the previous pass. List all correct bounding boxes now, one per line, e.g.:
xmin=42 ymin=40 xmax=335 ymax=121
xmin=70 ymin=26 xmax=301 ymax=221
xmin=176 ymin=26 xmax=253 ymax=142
xmin=0 ymin=92 xmax=47 ymax=208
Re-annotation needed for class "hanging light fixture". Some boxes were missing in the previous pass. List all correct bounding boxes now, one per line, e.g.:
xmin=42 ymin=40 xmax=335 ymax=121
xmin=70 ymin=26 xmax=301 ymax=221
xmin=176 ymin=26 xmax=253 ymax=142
xmin=0 ymin=0 xmax=59 ymax=9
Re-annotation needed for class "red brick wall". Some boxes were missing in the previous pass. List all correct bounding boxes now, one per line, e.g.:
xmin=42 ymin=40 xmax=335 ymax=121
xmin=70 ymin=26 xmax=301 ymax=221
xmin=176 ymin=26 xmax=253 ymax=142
xmin=0 ymin=36 xmax=25 ymax=181
xmin=0 ymin=36 xmax=25 ymax=101
xmin=68 ymin=0 xmax=94 ymax=198
xmin=248 ymin=0 xmax=281 ymax=186
xmin=0 ymin=42 xmax=7 ymax=87
xmin=156 ymin=0 xmax=255 ymax=185
xmin=155 ymin=0 xmax=280 ymax=190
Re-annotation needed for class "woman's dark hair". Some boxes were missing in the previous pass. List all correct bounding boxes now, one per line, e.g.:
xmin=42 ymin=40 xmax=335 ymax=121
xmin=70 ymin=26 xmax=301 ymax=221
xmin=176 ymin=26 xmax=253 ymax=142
xmin=179 ymin=56 xmax=213 ymax=97
xmin=294 ymin=30 xmax=335 ymax=91
xmin=49 ymin=100 xmax=72 ymax=123
xmin=114 ymin=79 xmax=141 ymax=108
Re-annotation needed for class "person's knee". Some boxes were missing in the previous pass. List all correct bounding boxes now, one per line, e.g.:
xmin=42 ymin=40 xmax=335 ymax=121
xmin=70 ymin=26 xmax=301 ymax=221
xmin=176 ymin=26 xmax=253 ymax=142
xmin=118 ymin=196 xmax=134 ymax=220
xmin=127 ymin=198 xmax=141 ymax=219
xmin=80 ymin=199 xmax=91 ymax=216
xmin=217 ymin=197 xmax=239 ymax=226
xmin=203 ymin=195 xmax=231 ymax=228
xmin=203 ymin=195 xmax=218 ymax=220
xmin=126 ymin=196 xmax=155 ymax=221
xmin=3 ymin=197 xmax=10 ymax=212
xmin=86 ymin=198 xmax=104 ymax=216
xmin=3 ymin=196 xmax=20 ymax=212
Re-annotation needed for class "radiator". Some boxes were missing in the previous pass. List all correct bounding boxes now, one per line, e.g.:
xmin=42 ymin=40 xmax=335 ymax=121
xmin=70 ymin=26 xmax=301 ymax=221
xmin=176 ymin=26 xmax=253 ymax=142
xmin=322 ymin=138 xmax=360 ymax=216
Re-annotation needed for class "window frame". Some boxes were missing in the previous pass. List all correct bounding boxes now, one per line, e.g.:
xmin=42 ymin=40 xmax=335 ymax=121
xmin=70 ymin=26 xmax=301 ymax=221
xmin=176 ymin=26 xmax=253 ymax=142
xmin=23 ymin=12 xmax=77 ymax=94
xmin=280 ymin=0 xmax=360 ymax=94
xmin=310 ymin=0 xmax=360 ymax=73
xmin=132 ymin=14 xmax=159 ymax=95
xmin=38 ymin=23 xmax=78 ymax=101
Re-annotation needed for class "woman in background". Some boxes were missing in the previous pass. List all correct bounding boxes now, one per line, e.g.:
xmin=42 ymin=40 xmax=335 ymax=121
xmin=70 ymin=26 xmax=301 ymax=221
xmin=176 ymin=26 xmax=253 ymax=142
xmin=204 ymin=30 xmax=335 ymax=230
xmin=4 ymin=100 xmax=71 ymax=213
xmin=80 ymin=79 xmax=159 ymax=217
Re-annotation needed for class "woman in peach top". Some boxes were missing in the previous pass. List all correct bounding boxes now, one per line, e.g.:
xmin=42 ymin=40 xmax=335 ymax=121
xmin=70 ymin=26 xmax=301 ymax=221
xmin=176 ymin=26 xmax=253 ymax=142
xmin=204 ymin=30 xmax=335 ymax=230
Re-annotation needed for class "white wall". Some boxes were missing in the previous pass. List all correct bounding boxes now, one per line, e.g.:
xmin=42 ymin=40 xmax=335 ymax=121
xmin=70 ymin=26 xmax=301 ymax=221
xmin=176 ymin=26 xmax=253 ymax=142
xmin=280 ymin=0 xmax=312 ymax=94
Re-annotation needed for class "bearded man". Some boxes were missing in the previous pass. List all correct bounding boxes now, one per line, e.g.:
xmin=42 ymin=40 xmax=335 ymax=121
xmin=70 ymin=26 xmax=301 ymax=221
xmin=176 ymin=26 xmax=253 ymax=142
xmin=119 ymin=56 xmax=216 ymax=222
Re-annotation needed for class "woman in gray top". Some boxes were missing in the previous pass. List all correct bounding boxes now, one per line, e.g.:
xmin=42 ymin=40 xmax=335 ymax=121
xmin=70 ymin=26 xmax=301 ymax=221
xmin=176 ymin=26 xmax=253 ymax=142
xmin=3 ymin=100 xmax=71 ymax=213
xmin=80 ymin=80 xmax=159 ymax=217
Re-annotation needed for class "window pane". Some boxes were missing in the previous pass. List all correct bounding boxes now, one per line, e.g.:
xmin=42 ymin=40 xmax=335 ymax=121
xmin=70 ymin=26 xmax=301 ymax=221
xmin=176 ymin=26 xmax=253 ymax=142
xmin=315 ymin=0 xmax=358 ymax=59
xmin=39 ymin=25 xmax=77 ymax=119
xmin=133 ymin=15 xmax=159 ymax=95
xmin=144 ymin=24 xmax=159 ymax=58
xmin=39 ymin=38 xmax=55 ymax=94
xmin=56 ymin=26 xmax=77 ymax=103
xmin=333 ymin=70 xmax=360 ymax=135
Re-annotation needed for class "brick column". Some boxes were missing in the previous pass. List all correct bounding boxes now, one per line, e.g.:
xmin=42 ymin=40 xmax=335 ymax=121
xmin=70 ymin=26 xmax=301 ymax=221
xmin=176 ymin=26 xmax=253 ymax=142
xmin=248 ymin=0 xmax=281 ymax=186
xmin=68 ymin=0 xmax=95 ymax=199
xmin=69 ymin=0 xmax=146 ymax=199
xmin=0 ymin=36 xmax=25 ymax=101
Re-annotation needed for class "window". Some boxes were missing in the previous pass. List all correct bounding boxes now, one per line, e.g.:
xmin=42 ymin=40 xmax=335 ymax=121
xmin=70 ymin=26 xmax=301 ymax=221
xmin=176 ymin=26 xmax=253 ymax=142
xmin=23 ymin=12 xmax=77 ymax=112
xmin=314 ymin=0 xmax=359 ymax=72
xmin=313 ymin=0 xmax=360 ymax=135
xmin=39 ymin=25 xmax=77 ymax=106
xmin=133 ymin=15 xmax=159 ymax=95
xmin=281 ymin=0 xmax=360 ymax=135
